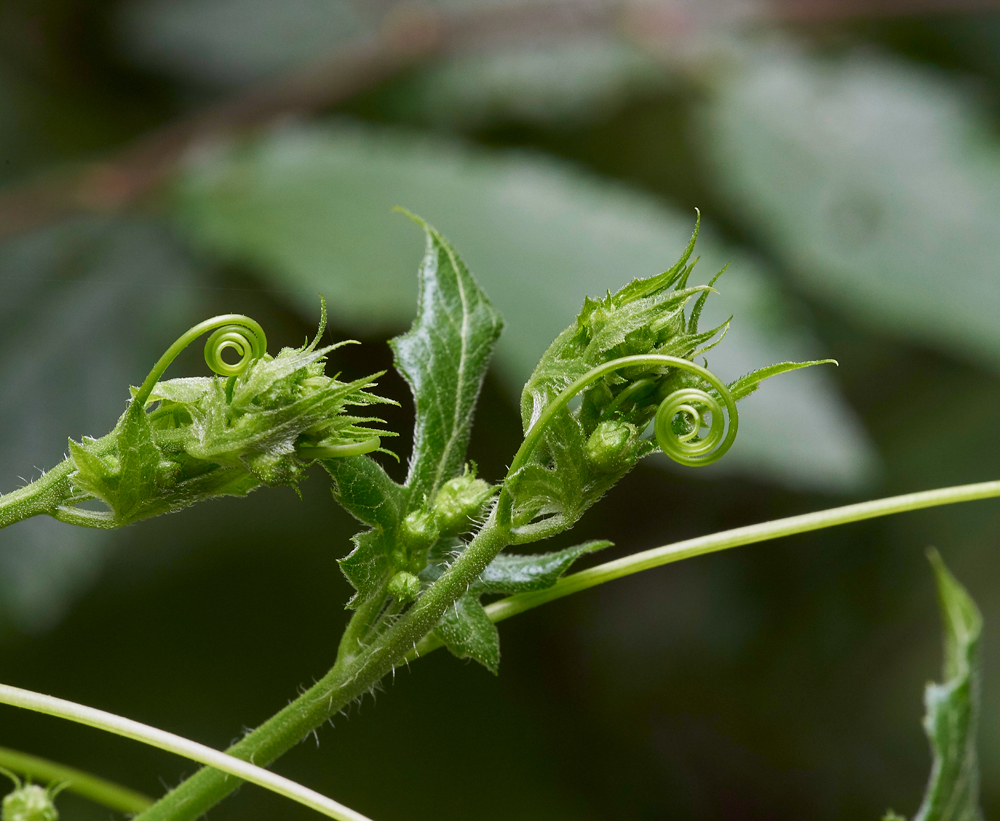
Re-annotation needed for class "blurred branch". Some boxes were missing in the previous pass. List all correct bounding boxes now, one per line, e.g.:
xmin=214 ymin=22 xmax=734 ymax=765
xmin=0 ymin=0 xmax=992 ymax=240
xmin=771 ymin=0 xmax=1000 ymax=22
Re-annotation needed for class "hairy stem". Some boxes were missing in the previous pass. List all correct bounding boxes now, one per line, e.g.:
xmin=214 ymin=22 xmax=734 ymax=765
xmin=0 ymin=745 xmax=153 ymax=813
xmin=134 ymin=514 xmax=513 ymax=821
xmin=0 ymin=684 xmax=372 ymax=821
xmin=0 ymin=461 xmax=76 ymax=530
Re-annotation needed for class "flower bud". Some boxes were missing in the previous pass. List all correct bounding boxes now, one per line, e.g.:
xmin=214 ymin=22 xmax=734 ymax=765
xmin=400 ymin=509 xmax=439 ymax=554
xmin=585 ymin=420 xmax=638 ymax=473
xmin=387 ymin=571 xmax=421 ymax=603
xmin=433 ymin=472 xmax=494 ymax=535
xmin=3 ymin=784 xmax=59 ymax=821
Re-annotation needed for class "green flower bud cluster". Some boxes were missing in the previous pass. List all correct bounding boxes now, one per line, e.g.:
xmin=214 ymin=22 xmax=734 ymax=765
xmin=506 ymin=217 xmax=738 ymax=538
xmin=59 ymin=313 xmax=391 ymax=529
xmin=585 ymin=420 xmax=640 ymax=474
xmin=522 ymin=217 xmax=727 ymax=444
xmin=388 ymin=469 xmax=493 ymax=587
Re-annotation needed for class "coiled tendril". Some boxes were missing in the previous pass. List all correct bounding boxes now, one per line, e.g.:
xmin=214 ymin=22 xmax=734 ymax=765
xmin=134 ymin=315 xmax=268 ymax=407
xmin=653 ymin=384 xmax=733 ymax=467
xmin=509 ymin=354 xmax=738 ymax=477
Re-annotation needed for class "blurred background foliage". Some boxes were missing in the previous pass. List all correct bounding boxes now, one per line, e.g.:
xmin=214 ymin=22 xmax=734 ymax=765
xmin=1 ymin=1 xmax=999 ymax=819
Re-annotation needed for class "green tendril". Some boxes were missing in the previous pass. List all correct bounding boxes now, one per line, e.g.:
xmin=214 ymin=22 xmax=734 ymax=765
xmin=653 ymin=384 xmax=733 ymax=466
xmin=134 ymin=315 xmax=268 ymax=407
xmin=501 ymin=355 xmax=738 ymax=522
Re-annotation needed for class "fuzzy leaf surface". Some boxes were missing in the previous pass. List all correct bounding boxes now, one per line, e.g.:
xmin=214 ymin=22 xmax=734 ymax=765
xmin=390 ymin=214 xmax=503 ymax=502
xmin=430 ymin=539 xmax=608 ymax=672
xmin=474 ymin=540 xmax=611 ymax=595
xmin=114 ymin=403 xmax=162 ymax=521
xmin=324 ymin=455 xmax=404 ymax=531
xmin=325 ymin=455 xmax=406 ymax=607
xmin=338 ymin=530 xmax=396 ymax=610
xmin=433 ymin=593 xmax=501 ymax=673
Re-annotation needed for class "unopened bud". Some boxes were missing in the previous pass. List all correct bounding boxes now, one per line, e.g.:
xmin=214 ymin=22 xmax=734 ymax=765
xmin=400 ymin=509 xmax=439 ymax=554
xmin=586 ymin=420 xmax=638 ymax=473
xmin=433 ymin=472 xmax=493 ymax=535
xmin=3 ymin=784 xmax=59 ymax=821
xmin=387 ymin=571 xmax=421 ymax=603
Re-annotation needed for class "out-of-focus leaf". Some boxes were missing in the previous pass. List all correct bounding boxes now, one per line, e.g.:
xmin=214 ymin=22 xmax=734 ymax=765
xmin=173 ymin=122 xmax=876 ymax=491
xmin=390 ymin=215 xmax=503 ymax=501
xmin=117 ymin=0 xmax=669 ymax=119
xmin=889 ymin=550 xmax=984 ymax=821
xmin=382 ymin=40 xmax=672 ymax=129
xmin=702 ymin=42 xmax=1000 ymax=372
xmin=0 ymin=218 xmax=200 ymax=631
xmin=116 ymin=0 xmax=367 ymax=88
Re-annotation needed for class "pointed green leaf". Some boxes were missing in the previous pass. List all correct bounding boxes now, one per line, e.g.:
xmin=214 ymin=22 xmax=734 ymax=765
xmin=323 ymin=455 xmax=405 ymax=531
xmin=338 ymin=530 xmax=395 ymax=610
xmin=433 ymin=593 xmax=501 ymax=674
xmin=727 ymin=360 xmax=836 ymax=402
xmin=66 ymin=439 xmax=115 ymax=504
xmin=474 ymin=540 xmax=611 ymax=596
xmin=66 ymin=404 xmax=160 ymax=525
xmin=909 ymin=550 xmax=984 ymax=821
xmin=325 ymin=455 xmax=407 ymax=608
xmin=115 ymin=403 xmax=160 ymax=522
xmin=389 ymin=213 xmax=503 ymax=502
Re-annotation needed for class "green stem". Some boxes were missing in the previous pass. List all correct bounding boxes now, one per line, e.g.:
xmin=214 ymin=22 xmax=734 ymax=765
xmin=0 ymin=433 xmax=123 ymax=532
xmin=333 ymin=588 xmax=389 ymax=673
xmin=0 ymin=684 xmax=373 ymax=821
xmin=0 ymin=745 xmax=153 ymax=814
xmin=413 ymin=478 xmax=1000 ymax=656
xmin=133 ymin=516 xmax=513 ymax=821
xmin=0 ymin=461 xmax=76 ymax=530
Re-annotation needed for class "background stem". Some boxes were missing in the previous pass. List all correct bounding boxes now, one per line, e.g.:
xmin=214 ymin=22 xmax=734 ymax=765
xmin=0 ymin=684 xmax=373 ymax=821
xmin=0 ymin=745 xmax=153 ymax=814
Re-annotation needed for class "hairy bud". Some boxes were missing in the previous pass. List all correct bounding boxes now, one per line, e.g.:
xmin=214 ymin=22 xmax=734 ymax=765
xmin=400 ymin=509 xmax=439 ymax=554
xmin=433 ymin=471 xmax=494 ymax=535
xmin=387 ymin=571 xmax=421 ymax=603
xmin=586 ymin=420 xmax=639 ymax=473
xmin=2 ymin=784 xmax=59 ymax=821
